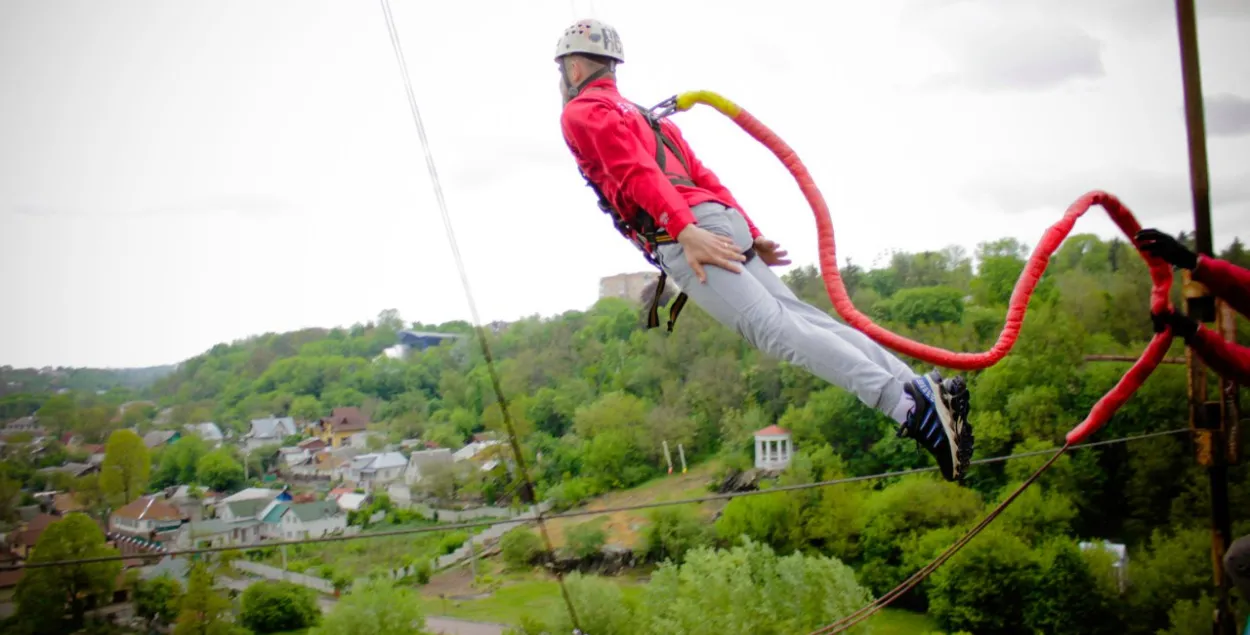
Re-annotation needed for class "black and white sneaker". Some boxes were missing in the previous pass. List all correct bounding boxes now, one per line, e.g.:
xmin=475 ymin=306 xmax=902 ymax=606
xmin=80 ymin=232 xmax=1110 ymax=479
xmin=898 ymin=370 xmax=974 ymax=482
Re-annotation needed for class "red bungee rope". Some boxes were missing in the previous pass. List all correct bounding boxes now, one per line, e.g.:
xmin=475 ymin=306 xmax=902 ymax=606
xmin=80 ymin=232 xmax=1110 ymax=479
xmin=671 ymin=91 xmax=1176 ymax=445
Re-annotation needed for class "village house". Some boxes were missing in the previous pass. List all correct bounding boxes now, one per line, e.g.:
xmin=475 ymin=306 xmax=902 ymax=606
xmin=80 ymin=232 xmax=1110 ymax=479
xmin=217 ymin=488 xmax=286 ymax=522
xmin=142 ymin=429 xmax=180 ymax=450
xmin=333 ymin=492 xmax=369 ymax=513
xmin=82 ymin=443 xmax=107 ymax=465
xmin=163 ymin=485 xmax=220 ymax=522
xmin=109 ymin=496 xmax=183 ymax=543
xmin=404 ymin=448 xmax=454 ymax=486
xmin=36 ymin=461 xmax=98 ymax=480
xmin=453 ymin=439 xmax=501 ymax=462
xmin=244 ymin=416 xmax=298 ymax=452
xmin=176 ymin=517 xmax=264 ymax=549
xmin=339 ymin=452 xmax=407 ymax=490
xmin=307 ymin=407 xmax=370 ymax=448
xmin=182 ymin=422 xmax=224 ymax=446
xmin=260 ymin=500 xmax=346 ymax=540
xmin=8 ymin=513 xmax=59 ymax=559
xmin=2 ymin=416 xmax=44 ymax=437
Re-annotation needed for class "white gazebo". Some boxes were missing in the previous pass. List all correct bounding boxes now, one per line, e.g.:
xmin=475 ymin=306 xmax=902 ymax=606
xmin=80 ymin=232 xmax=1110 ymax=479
xmin=754 ymin=425 xmax=793 ymax=470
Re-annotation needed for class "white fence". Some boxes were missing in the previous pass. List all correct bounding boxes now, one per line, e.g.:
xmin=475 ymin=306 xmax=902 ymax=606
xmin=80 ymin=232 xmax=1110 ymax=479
xmin=231 ymin=559 xmax=336 ymax=594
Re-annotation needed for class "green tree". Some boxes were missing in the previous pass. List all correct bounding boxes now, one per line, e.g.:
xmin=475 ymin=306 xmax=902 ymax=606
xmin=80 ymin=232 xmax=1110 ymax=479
xmin=152 ymin=435 xmax=209 ymax=488
xmin=311 ymin=578 xmax=433 ymax=635
xmin=196 ymin=449 xmax=245 ymax=492
xmin=13 ymin=513 xmax=122 ymax=632
xmin=500 ymin=527 xmax=544 ymax=571
xmin=928 ymin=528 xmax=1041 ymax=635
xmin=564 ymin=521 xmax=607 ymax=559
xmin=637 ymin=538 xmax=872 ymax=635
xmin=639 ymin=504 xmax=712 ymax=565
xmin=240 ymin=580 xmax=321 ymax=633
xmin=289 ymin=394 xmax=323 ymax=421
xmin=173 ymin=563 xmax=242 ymax=635
xmin=1025 ymin=540 xmax=1119 ymax=635
xmin=132 ymin=572 xmax=184 ymax=631
xmin=99 ymin=429 xmax=150 ymax=505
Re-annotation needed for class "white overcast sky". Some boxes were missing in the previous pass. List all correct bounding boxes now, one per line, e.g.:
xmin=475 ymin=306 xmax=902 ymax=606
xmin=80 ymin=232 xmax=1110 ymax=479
xmin=2 ymin=0 xmax=1248 ymax=369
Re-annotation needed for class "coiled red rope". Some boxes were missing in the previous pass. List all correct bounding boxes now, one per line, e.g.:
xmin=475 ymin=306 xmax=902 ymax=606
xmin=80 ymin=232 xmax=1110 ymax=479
xmin=680 ymin=93 xmax=1176 ymax=445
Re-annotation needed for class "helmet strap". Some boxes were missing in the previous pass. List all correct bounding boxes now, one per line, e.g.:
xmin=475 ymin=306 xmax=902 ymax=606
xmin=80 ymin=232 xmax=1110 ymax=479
xmin=561 ymin=57 xmax=614 ymax=103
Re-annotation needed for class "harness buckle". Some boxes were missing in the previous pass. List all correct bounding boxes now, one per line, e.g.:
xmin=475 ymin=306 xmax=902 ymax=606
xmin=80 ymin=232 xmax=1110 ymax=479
xmin=649 ymin=95 xmax=679 ymax=120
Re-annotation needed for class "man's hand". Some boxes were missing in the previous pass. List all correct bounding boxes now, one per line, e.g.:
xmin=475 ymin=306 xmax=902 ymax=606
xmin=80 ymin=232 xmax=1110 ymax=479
xmin=1136 ymin=228 xmax=1198 ymax=270
xmin=753 ymin=236 xmax=791 ymax=267
xmin=676 ymin=224 xmax=746 ymax=283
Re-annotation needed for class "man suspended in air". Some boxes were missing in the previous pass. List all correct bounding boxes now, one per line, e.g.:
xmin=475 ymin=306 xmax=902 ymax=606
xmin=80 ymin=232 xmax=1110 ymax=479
xmin=554 ymin=19 xmax=974 ymax=482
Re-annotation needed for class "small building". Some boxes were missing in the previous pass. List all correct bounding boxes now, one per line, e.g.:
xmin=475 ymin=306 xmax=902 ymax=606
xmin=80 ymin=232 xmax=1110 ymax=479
xmin=340 ymin=452 xmax=408 ymax=490
xmin=334 ymin=493 xmax=369 ymax=513
xmin=754 ymin=425 xmax=793 ymax=470
xmin=405 ymin=448 xmax=454 ymax=486
xmin=453 ymin=440 xmax=501 ymax=462
xmin=308 ymin=407 xmax=370 ymax=449
xmin=183 ymin=422 xmax=224 ymax=446
xmin=262 ymin=501 xmax=346 ymax=541
xmin=244 ymin=417 xmax=298 ymax=452
xmin=176 ymin=518 xmax=264 ymax=550
xmin=1080 ymin=540 xmax=1129 ymax=593
xmin=110 ymin=496 xmax=183 ymax=543
xmin=9 ymin=513 xmax=60 ymax=559
xmin=142 ymin=429 xmax=181 ymax=450
xmin=218 ymin=490 xmax=283 ymax=523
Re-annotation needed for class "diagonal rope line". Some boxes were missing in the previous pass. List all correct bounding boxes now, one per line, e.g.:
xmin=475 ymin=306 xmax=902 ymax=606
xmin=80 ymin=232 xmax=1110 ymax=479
xmin=808 ymin=444 xmax=1071 ymax=634
xmin=375 ymin=0 xmax=583 ymax=630
xmin=2 ymin=427 xmax=1187 ymax=571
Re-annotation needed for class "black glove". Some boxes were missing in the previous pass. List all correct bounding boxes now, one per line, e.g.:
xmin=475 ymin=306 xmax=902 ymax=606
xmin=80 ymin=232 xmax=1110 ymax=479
xmin=1136 ymin=228 xmax=1198 ymax=270
xmin=1152 ymin=309 xmax=1198 ymax=340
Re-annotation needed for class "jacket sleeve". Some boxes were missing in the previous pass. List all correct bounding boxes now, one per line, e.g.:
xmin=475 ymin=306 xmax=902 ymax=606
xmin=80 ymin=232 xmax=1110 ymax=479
xmin=561 ymin=100 xmax=697 ymax=239
xmin=1193 ymin=255 xmax=1250 ymax=319
xmin=662 ymin=122 xmax=762 ymax=240
xmin=1189 ymin=324 xmax=1250 ymax=385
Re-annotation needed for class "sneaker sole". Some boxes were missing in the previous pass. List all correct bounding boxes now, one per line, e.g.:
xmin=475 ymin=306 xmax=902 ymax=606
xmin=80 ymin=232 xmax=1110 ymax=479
xmin=921 ymin=374 xmax=971 ymax=482
xmin=941 ymin=376 xmax=974 ymax=481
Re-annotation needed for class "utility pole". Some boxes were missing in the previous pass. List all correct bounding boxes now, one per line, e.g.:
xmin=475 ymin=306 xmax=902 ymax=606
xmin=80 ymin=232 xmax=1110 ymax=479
xmin=1174 ymin=1 xmax=1238 ymax=633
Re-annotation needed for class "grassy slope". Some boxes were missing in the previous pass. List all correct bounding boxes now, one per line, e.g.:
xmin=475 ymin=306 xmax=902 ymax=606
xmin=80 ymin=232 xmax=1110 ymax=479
xmin=544 ymin=459 xmax=726 ymax=549
xmin=415 ymin=459 xmax=942 ymax=632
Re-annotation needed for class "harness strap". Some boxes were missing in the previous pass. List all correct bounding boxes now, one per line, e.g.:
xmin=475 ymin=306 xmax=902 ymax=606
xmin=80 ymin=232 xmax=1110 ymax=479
xmin=646 ymin=247 xmax=758 ymax=332
xmin=577 ymin=94 xmax=756 ymax=332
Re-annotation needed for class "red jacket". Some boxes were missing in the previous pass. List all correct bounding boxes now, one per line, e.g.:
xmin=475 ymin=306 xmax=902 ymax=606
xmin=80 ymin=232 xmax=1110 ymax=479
xmin=561 ymin=78 xmax=761 ymax=245
xmin=1190 ymin=255 xmax=1250 ymax=384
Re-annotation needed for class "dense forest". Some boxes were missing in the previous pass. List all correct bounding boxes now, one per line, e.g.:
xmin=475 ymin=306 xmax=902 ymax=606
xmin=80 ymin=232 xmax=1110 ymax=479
xmin=0 ymin=364 xmax=175 ymax=398
xmin=3 ymin=230 xmax=1248 ymax=634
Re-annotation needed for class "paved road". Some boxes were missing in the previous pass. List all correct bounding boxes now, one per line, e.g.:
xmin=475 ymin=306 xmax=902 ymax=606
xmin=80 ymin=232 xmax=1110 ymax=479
xmin=221 ymin=576 xmax=505 ymax=635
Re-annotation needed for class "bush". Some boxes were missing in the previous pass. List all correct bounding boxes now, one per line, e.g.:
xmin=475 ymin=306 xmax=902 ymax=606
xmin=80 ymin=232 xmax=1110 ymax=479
xmin=640 ymin=505 xmax=711 ymax=565
xmin=438 ymin=531 xmax=470 ymax=555
xmin=928 ymin=528 xmax=1040 ymax=635
xmin=413 ymin=559 xmax=432 ymax=585
xmin=565 ymin=522 xmax=607 ymax=559
xmin=239 ymin=580 xmax=320 ymax=634
xmin=501 ymin=528 xmax=544 ymax=571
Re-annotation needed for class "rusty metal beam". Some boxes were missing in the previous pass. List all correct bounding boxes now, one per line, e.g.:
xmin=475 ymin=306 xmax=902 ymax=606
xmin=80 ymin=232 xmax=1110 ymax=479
xmin=1084 ymin=354 xmax=1186 ymax=365
xmin=1174 ymin=0 xmax=1235 ymax=632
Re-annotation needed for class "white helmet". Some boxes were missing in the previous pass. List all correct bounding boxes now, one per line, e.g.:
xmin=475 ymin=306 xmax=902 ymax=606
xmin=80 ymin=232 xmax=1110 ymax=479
xmin=554 ymin=18 xmax=624 ymax=64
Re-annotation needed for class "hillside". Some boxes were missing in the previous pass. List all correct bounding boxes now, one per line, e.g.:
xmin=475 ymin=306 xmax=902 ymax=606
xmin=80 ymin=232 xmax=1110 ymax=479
xmin=3 ymin=232 xmax=1249 ymax=634
xmin=0 ymin=363 xmax=176 ymax=398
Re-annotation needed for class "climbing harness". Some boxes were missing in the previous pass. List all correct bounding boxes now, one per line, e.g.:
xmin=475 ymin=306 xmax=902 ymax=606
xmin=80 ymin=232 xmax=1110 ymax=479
xmin=575 ymin=97 xmax=756 ymax=331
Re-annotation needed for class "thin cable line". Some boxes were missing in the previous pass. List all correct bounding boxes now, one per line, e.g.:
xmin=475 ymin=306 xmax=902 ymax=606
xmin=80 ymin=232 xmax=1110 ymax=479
xmin=375 ymin=1 xmax=582 ymax=630
xmin=2 ymin=427 xmax=1187 ymax=571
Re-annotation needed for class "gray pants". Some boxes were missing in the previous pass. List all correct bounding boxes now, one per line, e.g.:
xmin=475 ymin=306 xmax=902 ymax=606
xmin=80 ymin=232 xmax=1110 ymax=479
xmin=653 ymin=202 xmax=918 ymax=413
xmin=1226 ymin=535 xmax=1250 ymax=602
